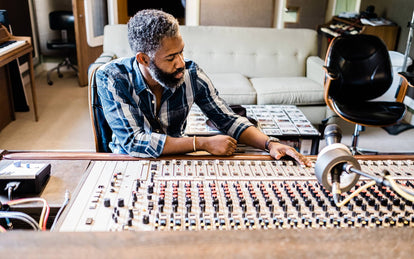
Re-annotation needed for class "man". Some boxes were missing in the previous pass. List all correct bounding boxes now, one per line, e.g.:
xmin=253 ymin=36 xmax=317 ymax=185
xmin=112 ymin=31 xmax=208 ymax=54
xmin=96 ymin=9 xmax=311 ymax=166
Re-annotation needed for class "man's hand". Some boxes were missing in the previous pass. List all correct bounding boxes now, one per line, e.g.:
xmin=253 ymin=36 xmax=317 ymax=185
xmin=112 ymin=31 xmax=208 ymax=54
xmin=198 ymin=135 xmax=237 ymax=156
xmin=238 ymin=126 xmax=312 ymax=167
xmin=268 ymin=142 xmax=312 ymax=167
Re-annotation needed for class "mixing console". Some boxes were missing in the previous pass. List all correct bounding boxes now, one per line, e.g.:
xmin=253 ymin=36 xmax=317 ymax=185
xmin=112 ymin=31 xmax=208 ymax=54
xmin=57 ymin=158 xmax=414 ymax=231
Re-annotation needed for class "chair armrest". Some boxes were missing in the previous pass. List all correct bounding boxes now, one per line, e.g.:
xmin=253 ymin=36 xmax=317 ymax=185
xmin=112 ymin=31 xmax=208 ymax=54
xmin=87 ymin=52 xmax=116 ymax=86
xmin=399 ymin=72 xmax=414 ymax=85
xmin=396 ymin=72 xmax=414 ymax=102
xmin=306 ymin=56 xmax=325 ymax=85
xmin=322 ymin=65 xmax=340 ymax=112
xmin=323 ymin=66 xmax=339 ymax=79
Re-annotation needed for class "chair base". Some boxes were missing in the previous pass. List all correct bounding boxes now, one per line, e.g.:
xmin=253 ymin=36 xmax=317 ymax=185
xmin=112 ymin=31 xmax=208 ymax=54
xmin=349 ymin=124 xmax=414 ymax=155
xmin=350 ymin=147 xmax=378 ymax=155
xmin=383 ymin=122 xmax=414 ymax=135
xmin=47 ymin=57 xmax=78 ymax=85
xmin=350 ymin=124 xmax=385 ymax=155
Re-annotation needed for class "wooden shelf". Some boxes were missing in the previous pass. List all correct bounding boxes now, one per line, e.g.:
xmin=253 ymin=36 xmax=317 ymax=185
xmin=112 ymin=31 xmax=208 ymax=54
xmin=318 ymin=16 xmax=399 ymax=59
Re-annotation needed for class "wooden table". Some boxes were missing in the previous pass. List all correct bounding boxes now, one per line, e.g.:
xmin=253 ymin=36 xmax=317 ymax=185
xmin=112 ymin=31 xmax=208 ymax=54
xmin=0 ymin=227 xmax=413 ymax=258
xmin=0 ymin=34 xmax=38 ymax=122
xmin=0 ymin=151 xmax=413 ymax=258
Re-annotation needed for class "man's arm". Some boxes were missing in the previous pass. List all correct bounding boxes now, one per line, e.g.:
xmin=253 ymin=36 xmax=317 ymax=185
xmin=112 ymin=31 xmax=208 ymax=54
xmin=162 ymin=135 xmax=237 ymax=156
xmin=189 ymin=66 xmax=310 ymax=164
xmin=238 ymin=126 xmax=312 ymax=166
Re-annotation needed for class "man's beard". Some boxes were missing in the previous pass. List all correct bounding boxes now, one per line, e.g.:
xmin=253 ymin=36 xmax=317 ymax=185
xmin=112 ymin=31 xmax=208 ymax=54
xmin=148 ymin=59 xmax=185 ymax=89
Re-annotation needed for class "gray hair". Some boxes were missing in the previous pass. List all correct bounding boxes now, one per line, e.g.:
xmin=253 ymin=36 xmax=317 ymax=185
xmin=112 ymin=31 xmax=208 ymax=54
xmin=127 ymin=9 xmax=180 ymax=57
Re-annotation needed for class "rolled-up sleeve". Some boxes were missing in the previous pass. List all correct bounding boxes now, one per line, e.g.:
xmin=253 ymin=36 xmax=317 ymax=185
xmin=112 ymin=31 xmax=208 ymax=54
xmin=192 ymin=67 xmax=253 ymax=140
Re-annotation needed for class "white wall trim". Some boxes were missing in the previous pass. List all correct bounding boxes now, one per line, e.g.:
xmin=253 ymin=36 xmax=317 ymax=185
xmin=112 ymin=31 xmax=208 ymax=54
xmin=185 ymin=0 xmax=200 ymax=25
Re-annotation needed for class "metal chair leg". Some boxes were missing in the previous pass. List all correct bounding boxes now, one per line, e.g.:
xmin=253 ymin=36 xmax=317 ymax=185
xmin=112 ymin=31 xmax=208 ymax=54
xmin=350 ymin=124 xmax=378 ymax=155
xmin=47 ymin=57 xmax=78 ymax=85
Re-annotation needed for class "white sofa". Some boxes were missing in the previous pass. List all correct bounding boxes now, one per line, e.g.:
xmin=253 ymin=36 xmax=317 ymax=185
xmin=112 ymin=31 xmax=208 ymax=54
xmin=90 ymin=24 xmax=327 ymax=125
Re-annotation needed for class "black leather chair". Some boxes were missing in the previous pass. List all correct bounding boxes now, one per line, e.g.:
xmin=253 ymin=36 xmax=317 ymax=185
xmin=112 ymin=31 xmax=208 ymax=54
xmin=46 ymin=10 xmax=78 ymax=85
xmin=324 ymin=34 xmax=414 ymax=154
xmin=88 ymin=66 xmax=113 ymax=153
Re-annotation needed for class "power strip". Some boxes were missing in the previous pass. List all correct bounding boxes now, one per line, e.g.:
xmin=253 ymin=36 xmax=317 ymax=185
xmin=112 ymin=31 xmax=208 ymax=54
xmin=0 ymin=162 xmax=51 ymax=194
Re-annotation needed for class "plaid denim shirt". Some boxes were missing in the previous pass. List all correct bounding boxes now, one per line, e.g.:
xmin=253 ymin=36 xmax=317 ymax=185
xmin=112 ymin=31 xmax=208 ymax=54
xmin=95 ymin=57 xmax=252 ymax=158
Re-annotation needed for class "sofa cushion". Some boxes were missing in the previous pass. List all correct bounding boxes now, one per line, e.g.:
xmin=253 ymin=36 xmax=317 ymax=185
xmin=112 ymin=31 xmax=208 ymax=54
xmin=180 ymin=26 xmax=317 ymax=78
xmin=208 ymin=73 xmax=257 ymax=105
xmin=251 ymin=77 xmax=324 ymax=105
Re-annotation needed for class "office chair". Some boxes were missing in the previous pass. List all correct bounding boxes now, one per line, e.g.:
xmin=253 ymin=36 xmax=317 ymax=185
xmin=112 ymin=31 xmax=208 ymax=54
xmin=88 ymin=66 xmax=113 ymax=153
xmin=46 ymin=10 xmax=78 ymax=85
xmin=323 ymin=34 xmax=414 ymax=155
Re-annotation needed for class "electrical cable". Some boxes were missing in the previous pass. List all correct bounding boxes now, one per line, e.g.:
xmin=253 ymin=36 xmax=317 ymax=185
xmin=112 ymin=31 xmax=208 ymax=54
xmin=390 ymin=180 xmax=414 ymax=196
xmin=5 ymin=181 xmax=20 ymax=201
xmin=334 ymin=180 xmax=376 ymax=207
xmin=4 ymin=217 xmax=12 ymax=230
xmin=50 ymin=190 xmax=70 ymax=231
xmin=0 ymin=211 xmax=40 ymax=231
xmin=316 ymin=124 xmax=414 ymax=207
xmin=333 ymin=173 xmax=414 ymax=207
xmin=7 ymin=187 xmax=12 ymax=201
xmin=9 ymin=214 xmax=38 ymax=230
xmin=6 ymin=198 xmax=50 ymax=231
xmin=385 ymin=176 xmax=414 ymax=202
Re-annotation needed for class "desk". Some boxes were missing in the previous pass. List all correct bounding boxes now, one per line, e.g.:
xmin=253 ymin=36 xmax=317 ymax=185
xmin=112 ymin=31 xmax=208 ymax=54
xmin=0 ymin=151 xmax=414 ymax=257
xmin=0 ymin=35 xmax=38 ymax=123
xmin=0 ymin=229 xmax=413 ymax=258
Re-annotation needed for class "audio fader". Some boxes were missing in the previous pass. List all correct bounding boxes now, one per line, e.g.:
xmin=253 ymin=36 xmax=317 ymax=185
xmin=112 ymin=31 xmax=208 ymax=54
xmin=57 ymin=158 xmax=414 ymax=231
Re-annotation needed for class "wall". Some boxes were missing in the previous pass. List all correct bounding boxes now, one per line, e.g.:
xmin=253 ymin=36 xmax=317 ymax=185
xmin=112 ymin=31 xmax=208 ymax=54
xmin=192 ymin=0 xmax=327 ymax=30
xmin=32 ymin=0 xmax=72 ymax=56
xmin=199 ymin=0 xmax=275 ymax=27
xmin=283 ymin=0 xmax=328 ymax=30
xmin=23 ymin=0 xmax=414 ymax=65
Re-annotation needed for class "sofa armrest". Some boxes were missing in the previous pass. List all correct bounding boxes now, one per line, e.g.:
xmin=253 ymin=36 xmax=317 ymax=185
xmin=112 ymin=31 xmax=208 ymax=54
xmin=306 ymin=56 xmax=325 ymax=86
xmin=87 ymin=52 xmax=117 ymax=85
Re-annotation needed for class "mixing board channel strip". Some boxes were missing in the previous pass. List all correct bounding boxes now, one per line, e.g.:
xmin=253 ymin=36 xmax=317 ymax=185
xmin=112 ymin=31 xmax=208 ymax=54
xmin=57 ymin=159 xmax=414 ymax=231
